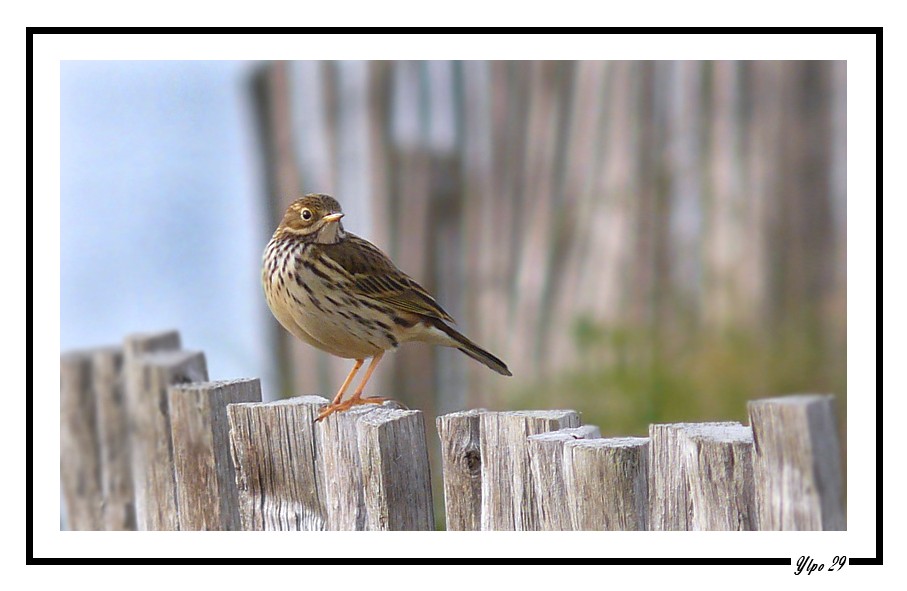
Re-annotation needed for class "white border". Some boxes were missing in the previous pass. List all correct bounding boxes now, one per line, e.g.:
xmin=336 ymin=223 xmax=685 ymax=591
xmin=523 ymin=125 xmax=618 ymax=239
xmin=31 ymin=31 xmax=878 ymax=571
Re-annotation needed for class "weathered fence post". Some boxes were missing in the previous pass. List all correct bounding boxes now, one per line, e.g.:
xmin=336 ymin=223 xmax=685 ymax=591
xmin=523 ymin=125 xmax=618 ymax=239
xmin=169 ymin=378 xmax=262 ymax=530
xmin=564 ymin=437 xmax=649 ymax=530
xmin=748 ymin=395 xmax=845 ymax=530
xmin=318 ymin=403 xmax=434 ymax=530
xmin=528 ymin=425 xmax=601 ymax=530
xmin=91 ymin=346 xmax=134 ymax=530
xmin=228 ymin=398 xmax=433 ymax=530
xmin=480 ymin=410 xmax=581 ymax=530
xmin=357 ymin=407 xmax=435 ymax=530
xmin=122 ymin=330 xmax=182 ymax=530
xmin=63 ymin=325 xmax=846 ymax=534
xmin=227 ymin=396 xmax=328 ymax=530
xmin=648 ymin=422 xmax=755 ymax=531
xmin=318 ymin=404 xmax=371 ymax=530
xmin=128 ymin=348 xmax=208 ymax=530
xmin=60 ymin=351 xmax=103 ymax=530
xmin=436 ymin=409 xmax=484 ymax=531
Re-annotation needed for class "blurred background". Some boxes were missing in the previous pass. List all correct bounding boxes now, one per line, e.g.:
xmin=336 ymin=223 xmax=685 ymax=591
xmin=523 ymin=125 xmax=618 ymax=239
xmin=62 ymin=59 xmax=846 ymax=478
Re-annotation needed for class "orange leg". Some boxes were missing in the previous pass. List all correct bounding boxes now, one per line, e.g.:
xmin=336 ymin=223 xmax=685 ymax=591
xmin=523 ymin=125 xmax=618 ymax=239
xmin=315 ymin=352 xmax=389 ymax=423
xmin=331 ymin=359 xmax=364 ymax=405
xmin=350 ymin=351 xmax=384 ymax=400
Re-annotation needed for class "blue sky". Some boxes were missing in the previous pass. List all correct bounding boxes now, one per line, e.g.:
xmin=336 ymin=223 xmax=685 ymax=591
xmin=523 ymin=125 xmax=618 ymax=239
xmin=61 ymin=61 xmax=279 ymax=398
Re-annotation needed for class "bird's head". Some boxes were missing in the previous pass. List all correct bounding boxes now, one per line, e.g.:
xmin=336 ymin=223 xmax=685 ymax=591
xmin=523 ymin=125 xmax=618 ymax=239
xmin=277 ymin=193 xmax=346 ymax=244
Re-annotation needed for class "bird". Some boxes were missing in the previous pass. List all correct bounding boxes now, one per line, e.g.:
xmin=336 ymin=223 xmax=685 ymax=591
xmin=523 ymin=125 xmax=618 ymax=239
xmin=262 ymin=193 xmax=511 ymax=422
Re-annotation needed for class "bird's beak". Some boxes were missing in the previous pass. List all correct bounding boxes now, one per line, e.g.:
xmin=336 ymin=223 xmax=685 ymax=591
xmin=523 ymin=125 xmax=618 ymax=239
xmin=323 ymin=213 xmax=344 ymax=223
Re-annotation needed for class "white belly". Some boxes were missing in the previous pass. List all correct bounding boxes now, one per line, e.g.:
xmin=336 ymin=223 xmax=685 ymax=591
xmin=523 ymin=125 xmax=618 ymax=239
xmin=262 ymin=240 xmax=396 ymax=359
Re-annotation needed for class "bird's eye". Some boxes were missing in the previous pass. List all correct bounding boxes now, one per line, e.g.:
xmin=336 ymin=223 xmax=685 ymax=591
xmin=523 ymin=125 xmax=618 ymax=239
xmin=301 ymin=208 xmax=313 ymax=220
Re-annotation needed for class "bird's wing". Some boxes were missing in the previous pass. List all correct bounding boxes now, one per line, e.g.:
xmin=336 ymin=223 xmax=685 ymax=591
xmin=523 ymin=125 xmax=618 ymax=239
xmin=314 ymin=234 xmax=456 ymax=323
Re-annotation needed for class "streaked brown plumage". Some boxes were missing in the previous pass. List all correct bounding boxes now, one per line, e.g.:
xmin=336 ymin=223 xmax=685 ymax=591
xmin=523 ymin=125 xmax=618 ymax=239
xmin=262 ymin=193 xmax=511 ymax=421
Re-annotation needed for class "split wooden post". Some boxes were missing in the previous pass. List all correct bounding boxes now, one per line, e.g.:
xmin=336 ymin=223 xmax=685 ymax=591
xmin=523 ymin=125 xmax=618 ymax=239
xmin=228 ymin=398 xmax=433 ymax=531
xmin=91 ymin=346 xmax=134 ymax=530
xmin=357 ymin=407 xmax=435 ymax=531
xmin=648 ymin=422 xmax=756 ymax=531
xmin=317 ymin=402 xmax=433 ymax=530
xmin=564 ymin=437 xmax=649 ymax=530
xmin=128 ymin=349 xmax=208 ymax=530
xmin=169 ymin=378 xmax=262 ymax=530
xmin=748 ymin=395 xmax=845 ymax=530
xmin=479 ymin=410 xmax=581 ymax=530
xmin=436 ymin=409 xmax=485 ymax=531
xmin=528 ymin=425 xmax=601 ymax=530
xmin=227 ymin=396 xmax=328 ymax=531
xmin=60 ymin=351 xmax=103 ymax=530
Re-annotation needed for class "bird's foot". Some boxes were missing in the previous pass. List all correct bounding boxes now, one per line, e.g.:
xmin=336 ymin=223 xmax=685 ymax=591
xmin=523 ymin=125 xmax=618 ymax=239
xmin=314 ymin=396 xmax=393 ymax=423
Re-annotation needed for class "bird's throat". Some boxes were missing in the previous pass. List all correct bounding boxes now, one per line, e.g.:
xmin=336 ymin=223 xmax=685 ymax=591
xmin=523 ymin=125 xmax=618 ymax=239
xmin=315 ymin=222 xmax=345 ymax=244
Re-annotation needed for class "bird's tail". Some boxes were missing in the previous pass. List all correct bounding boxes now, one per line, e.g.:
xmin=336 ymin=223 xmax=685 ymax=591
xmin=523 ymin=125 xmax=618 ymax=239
xmin=431 ymin=320 xmax=512 ymax=376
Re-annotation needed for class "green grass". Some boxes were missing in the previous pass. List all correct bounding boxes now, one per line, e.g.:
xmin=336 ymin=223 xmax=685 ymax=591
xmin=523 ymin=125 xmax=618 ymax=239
xmin=506 ymin=315 xmax=846 ymax=439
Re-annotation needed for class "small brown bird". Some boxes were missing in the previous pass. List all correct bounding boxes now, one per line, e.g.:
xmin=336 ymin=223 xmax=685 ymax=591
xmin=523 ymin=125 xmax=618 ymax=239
xmin=263 ymin=194 xmax=511 ymax=421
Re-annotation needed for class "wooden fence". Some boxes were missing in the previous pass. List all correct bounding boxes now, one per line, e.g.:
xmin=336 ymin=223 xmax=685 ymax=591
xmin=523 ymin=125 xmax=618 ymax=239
xmin=61 ymin=330 xmax=845 ymax=531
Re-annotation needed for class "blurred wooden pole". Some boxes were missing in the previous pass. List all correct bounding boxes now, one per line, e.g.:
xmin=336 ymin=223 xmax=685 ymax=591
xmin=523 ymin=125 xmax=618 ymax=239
xmin=427 ymin=59 xmax=467 ymax=415
xmin=60 ymin=351 xmax=103 ymax=530
xmin=460 ymin=61 xmax=497 ymax=407
xmin=665 ymin=60 xmax=704 ymax=324
xmin=255 ymin=61 xmax=324 ymax=398
xmin=122 ymin=330 xmax=181 ymax=530
xmin=91 ymin=346 xmax=134 ymax=530
xmin=511 ymin=61 xmax=568 ymax=374
xmin=480 ymin=61 xmax=530 ymax=402
xmin=548 ymin=60 xmax=609 ymax=371
xmin=388 ymin=61 xmax=436 ymax=413
xmin=579 ymin=61 xmax=635 ymax=334
xmin=705 ymin=60 xmax=746 ymax=327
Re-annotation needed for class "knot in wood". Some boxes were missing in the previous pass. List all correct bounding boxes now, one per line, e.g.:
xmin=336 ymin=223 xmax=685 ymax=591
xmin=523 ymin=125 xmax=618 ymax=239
xmin=464 ymin=448 xmax=481 ymax=475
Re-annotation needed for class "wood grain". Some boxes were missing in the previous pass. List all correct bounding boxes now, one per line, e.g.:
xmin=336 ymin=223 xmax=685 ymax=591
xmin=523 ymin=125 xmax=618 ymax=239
xmin=317 ymin=403 xmax=371 ymax=530
xmin=228 ymin=396 xmax=329 ymax=531
xmin=479 ymin=410 xmax=580 ymax=530
xmin=648 ymin=422 xmax=755 ymax=530
xmin=748 ymin=395 xmax=845 ymax=530
xmin=564 ymin=437 xmax=649 ymax=530
xmin=528 ymin=425 xmax=601 ymax=530
xmin=436 ymin=409 xmax=485 ymax=530
xmin=357 ymin=407 xmax=435 ymax=530
xmin=170 ymin=378 xmax=262 ymax=530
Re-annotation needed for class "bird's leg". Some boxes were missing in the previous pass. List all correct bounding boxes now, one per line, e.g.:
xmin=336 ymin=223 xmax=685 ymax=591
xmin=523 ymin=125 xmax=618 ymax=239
xmin=315 ymin=352 xmax=389 ymax=422
xmin=349 ymin=351 xmax=386 ymax=402
xmin=331 ymin=359 xmax=364 ymax=405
